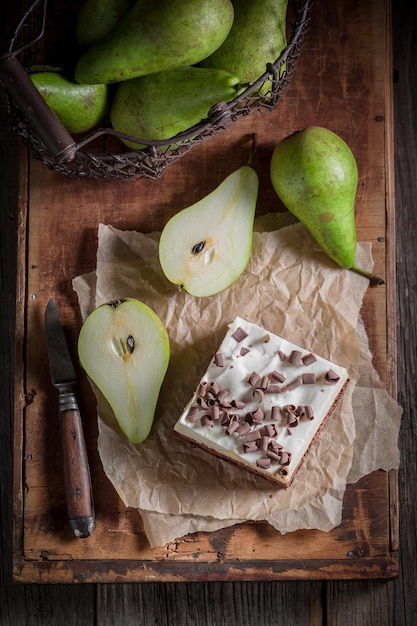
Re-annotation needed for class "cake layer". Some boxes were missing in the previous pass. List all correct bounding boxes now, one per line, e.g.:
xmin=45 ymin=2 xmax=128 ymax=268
xmin=174 ymin=317 xmax=349 ymax=487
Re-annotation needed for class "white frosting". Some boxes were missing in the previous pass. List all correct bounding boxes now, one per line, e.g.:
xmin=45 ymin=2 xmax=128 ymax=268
xmin=174 ymin=317 xmax=349 ymax=487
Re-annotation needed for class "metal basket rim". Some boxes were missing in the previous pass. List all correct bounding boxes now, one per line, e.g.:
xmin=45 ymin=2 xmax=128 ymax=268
xmin=6 ymin=0 xmax=313 ymax=180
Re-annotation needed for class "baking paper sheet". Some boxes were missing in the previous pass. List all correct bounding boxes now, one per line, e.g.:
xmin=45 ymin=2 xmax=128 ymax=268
xmin=73 ymin=218 xmax=401 ymax=547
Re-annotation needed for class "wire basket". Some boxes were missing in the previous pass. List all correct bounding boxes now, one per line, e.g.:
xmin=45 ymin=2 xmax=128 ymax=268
xmin=4 ymin=0 xmax=313 ymax=181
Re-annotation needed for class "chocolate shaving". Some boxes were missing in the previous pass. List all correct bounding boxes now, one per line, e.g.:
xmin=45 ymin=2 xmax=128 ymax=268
xmin=280 ymin=451 xmax=292 ymax=466
xmin=287 ymin=413 xmax=299 ymax=427
xmin=304 ymin=405 xmax=314 ymax=420
xmin=231 ymin=399 xmax=246 ymax=409
xmin=250 ymin=408 xmax=264 ymax=424
xmin=208 ymin=381 xmax=219 ymax=395
xmin=220 ymin=413 xmax=231 ymax=427
xmin=201 ymin=414 xmax=213 ymax=427
xmin=198 ymin=381 xmax=208 ymax=397
xmin=270 ymin=405 xmax=281 ymax=421
xmin=260 ymin=376 xmax=270 ymax=391
xmin=282 ymin=405 xmax=299 ymax=427
xmin=286 ymin=377 xmax=303 ymax=391
xmin=266 ymin=450 xmax=281 ymax=462
xmin=282 ymin=404 xmax=296 ymax=418
xmin=325 ymin=369 xmax=341 ymax=384
xmin=231 ymin=326 xmax=248 ymax=342
xmin=265 ymin=384 xmax=282 ymax=394
xmin=214 ymin=352 xmax=224 ymax=367
xmin=211 ymin=405 xmax=220 ymax=421
xmin=248 ymin=371 xmax=261 ymax=386
xmin=271 ymin=370 xmax=286 ymax=383
xmin=269 ymin=440 xmax=283 ymax=452
xmin=286 ymin=428 xmax=292 ymax=436
xmin=302 ymin=372 xmax=316 ymax=384
xmin=196 ymin=396 xmax=209 ymax=409
xmin=217 ymin=389 xmax=229 ymax=404
xmin=288 ymin=350 xmax=302 ymax=366
xmin=243 ymin=441 xmax=258 ymax=453
xmin=186 ymin=406 xmax=199 ymax=423
xmin=242 ymin=430 xmax=262 ymax=443
xmin=237 ymin=422 xmax=251 ymax=436
xmin=253 ymin=387 xmax=265 ymax=403
xmin=226 ymin=420 xmax=240 ymax=435
xmin=259 ymin=436 xmax=269 ymax=452
xmin=278 ymin=350 xmax=286 ymax=361
xmin=205 ymin=390 xmax=217 ymax=404
xmin=262 ymin=423 xmax=278 ymax=438
xmin=302 ymin=352 xmax=317 ymax=366
xmin=240 ymin=346 xmax=250 ymax=356
xmin=256 ymin=458 xmax=271 ymax=469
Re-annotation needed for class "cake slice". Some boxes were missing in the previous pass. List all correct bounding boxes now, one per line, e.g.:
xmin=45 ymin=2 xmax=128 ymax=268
xmin=174 ymin=317 xmax=349 ymax=488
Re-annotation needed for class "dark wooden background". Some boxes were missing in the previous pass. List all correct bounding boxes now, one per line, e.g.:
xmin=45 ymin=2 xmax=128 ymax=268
xmin=1 ymin=1 xmax=416 ymax=624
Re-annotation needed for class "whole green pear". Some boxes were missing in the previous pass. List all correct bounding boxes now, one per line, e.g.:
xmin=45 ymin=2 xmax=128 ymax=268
xmin=76 ymin=0 xmax=135 ymax=47
xmin=75 ymin=0 xmax=234 ymax=85
xmin=270 ymin=126 xmax=384 ymax=284
xmin=110 ymin=66 xmax=242 ymax=149
xmin=199 ymin=0 xmax=288 ymax=95
xmin=30 ymin=71 xmax=109 ymax=134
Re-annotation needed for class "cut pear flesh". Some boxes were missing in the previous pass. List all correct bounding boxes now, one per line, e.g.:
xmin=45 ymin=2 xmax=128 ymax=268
xmin=78 ymin=299 xmax=170 ymax=444
xmin=159 ymin=165 xmax=259 ymax=297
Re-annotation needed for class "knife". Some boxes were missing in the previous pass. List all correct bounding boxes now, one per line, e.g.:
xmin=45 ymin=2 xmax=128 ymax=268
xmin=44 ymin=299 xmax=95 ymax=538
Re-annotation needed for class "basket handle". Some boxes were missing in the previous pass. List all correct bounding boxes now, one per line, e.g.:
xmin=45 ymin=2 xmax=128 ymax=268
xmin=0 ymin=54 xmax=77 ymax=163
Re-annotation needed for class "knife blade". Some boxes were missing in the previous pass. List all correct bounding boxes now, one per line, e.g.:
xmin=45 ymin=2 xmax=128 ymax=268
xmin=45 ymin=299 xmax=94 ymax=538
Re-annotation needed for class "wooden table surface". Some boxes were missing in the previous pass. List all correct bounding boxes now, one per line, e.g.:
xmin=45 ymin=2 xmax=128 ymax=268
xmin=1 ymin=0 xmax=416 ymax=623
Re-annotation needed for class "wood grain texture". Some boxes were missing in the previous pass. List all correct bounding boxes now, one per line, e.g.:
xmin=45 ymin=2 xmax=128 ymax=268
xmin=1 ymin=0 xmax=416 ymax=624
xmin=9 ymin=0 xmax=397 ymax=584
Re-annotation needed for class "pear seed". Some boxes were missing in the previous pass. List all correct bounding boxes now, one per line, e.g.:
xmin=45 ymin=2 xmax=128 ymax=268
xmin=192 ymin=241 xmax=206 ymax=255
xmin=127 ymin=335 xmax=135 ymax=354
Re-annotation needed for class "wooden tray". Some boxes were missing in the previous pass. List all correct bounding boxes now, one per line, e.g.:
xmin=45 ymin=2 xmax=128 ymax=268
xmin=12 ymin=0 xmax=398 ymax=583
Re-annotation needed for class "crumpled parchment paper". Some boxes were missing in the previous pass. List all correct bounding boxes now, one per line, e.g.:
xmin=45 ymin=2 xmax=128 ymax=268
xmin=73 ymin=219 xmax=401 ymax=547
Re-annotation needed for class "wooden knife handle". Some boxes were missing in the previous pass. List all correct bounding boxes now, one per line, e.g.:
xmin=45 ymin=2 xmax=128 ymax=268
xmin=60 ymin=406 xmax=95 ymax=538
xmin=0 ymin=54 xmax=77 ymax=163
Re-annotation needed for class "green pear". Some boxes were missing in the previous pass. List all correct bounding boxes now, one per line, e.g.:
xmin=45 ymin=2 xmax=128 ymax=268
xmin=270 ymin=126 xmax=384 ymax=284
xmin=199 ymin=0 xmax=288 ymax=95
xmin=159 ymin=163 xmax=259 ymax=297
xmin=110 ymin=66 xmax=242 ymax=149
xmin=30 ymin=71 xmax=109 ymax=134
xmin=78 ymin=299 xmax=170 ymax=444
xmin=76 ymin=0 xmax=135 ymax=47
xmin=75 ymin=0 xmax=234 ymax=84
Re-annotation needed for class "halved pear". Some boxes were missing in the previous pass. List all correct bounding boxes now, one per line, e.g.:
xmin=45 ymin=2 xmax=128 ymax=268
xmin=158 ymin=165 xmax=259 ymax=297
xmin=77 ymin=298 xmax=170 ymax=444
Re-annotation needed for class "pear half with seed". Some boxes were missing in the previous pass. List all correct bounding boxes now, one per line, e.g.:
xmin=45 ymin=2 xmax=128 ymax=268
xmin=78 ymin=298 xmax=170 ymax=444
xmin=158 ymin=164 xmax=259 ymax=297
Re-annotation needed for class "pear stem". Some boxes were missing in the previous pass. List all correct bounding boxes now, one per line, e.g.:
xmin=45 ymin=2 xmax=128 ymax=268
xmin=350 ymin=264 xmax=385 ymax=286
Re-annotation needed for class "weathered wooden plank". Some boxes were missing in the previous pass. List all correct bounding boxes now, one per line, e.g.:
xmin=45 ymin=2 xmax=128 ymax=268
xmin=14 ymin=472 xmax=394 ymax=570
xmin=10 ymin=0 xmax=397 ymax=585
xmin=0 ymin=3 xmax=97 ymax=625
xmin=97 ymin=582 xmax=324 ymax=626
xmin=3 ymin=0 xmax=416 ymax=622
xmin=325 ymin=0 xmax=417 ymax=624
